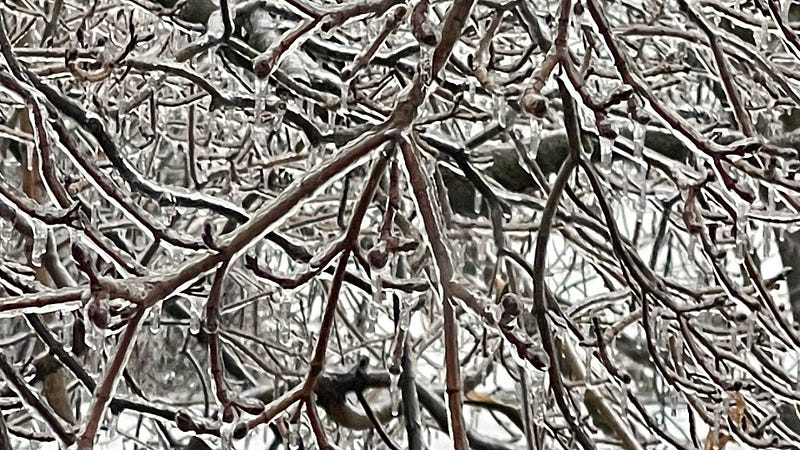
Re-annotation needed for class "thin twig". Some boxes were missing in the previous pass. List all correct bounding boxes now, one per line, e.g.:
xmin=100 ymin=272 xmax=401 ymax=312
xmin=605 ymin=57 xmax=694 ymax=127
xmin=529 ymin=74 xmax=595 ymax=450
xmin=355 ymin=390 xmax=402 ymax=450
xmin=77 ymin=310 xmax=144 ymax=449
xmin=399 ymin=136 xmax=468 ymax=450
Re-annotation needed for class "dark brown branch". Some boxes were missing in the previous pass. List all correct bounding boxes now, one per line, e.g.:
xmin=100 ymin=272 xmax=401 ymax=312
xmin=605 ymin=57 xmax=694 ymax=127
xmin=400 ymin=337 xmax=424 ymax=450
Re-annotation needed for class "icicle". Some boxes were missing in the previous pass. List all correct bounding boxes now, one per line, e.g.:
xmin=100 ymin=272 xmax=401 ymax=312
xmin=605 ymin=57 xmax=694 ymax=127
xmin=365 ymin=277 xmax=382 ymax=333
xmin=764 ymin=190 xmax=775 ymax=259
xmin=584 ymin=347 xmax=593 ymax=386
xmin=651 ymin=307 xmax=662 ymax=342
xmin=254 ymin=78 xmax=267 ymax=128
xmin=360 ymin=21 xmax=370 ymax=47
xmin=162 ymin=204 xmax=176 ymax=226
xmin=632 ymin=120 xmax=645 ymax=160
xmin=327 ymin=109 xmax=337 ymax=131
xmin=277 ymin=290 xmax=292 ymax=346
xmin=61 ymin=321 xmax=72 ymax=353
xmin=278 ymin=289 xmax=291 ymax=318
xmin=206 ymin=47 xmax=218 ymax=75
xmin=293 ymin=340 xmax=305 ymax=371
xmin=189 ymin=297 xmax=202 ymax=335
xmin=495 ymin=94 xmax=507 ymax=128
xmin=687 ymin=234 xmax=697 ymax=261
xmin=529 ymin=117 xmax=541 ymax=159
xmin=621 ymin=172 xmax=630 ymax=200
xmin=468 ymin=78 xmax=476 ymax=103
xmin=419 ymin=44 xmax=434 ymax=86
xmin=365 ymin=302 xmax=378 ymax=333
xmin=30 ymin=222 xmax=46 ymax=268
xmin=307 ymin=144 xmax=321 ymax=170
xmin=220 ymin=422 xmax=233 ymax=450
xmin=600 ymin=137 xmax=613 ymax=168
xmin=305 ymin=99 xmax=314 ymax=120
xmin=271 ymin=105 xmax=286 ymax=134
xmin=149 ymin=302 xmax=162 ymax=334
xmin=389 ymin=371 xmax=400 ymax=417
xmin=26 ymin=144 xmax=33 ymax=172
xmin=399 ymin=301 xmax=411 ymax=330
xmin=374 ymin=273 xmax=387 ymax=299
xmin=340 ymin=82 xmax=349 ymax=111
xmin=276 ymin=321 xmax=290 ymax=346
xmin=106 ymin=410 xmax=119 ymax=436
xmin=637 ymin=171 xmax=646 ymax=225
xmin=529 ymin=378 xmax=541 ymax=426
xmin=669 ymin=390 xmax=679 ymax=417
xmin=795 ymin=350 xmax=800 ymax=390
xmin=0 ymin=219 xmax=11 ymax=254
xmin=712 ymin=400 xmax=723 ymax=449
xmin=767 ymin=184 xmax=776 ymax=210
xmin=763 ymin=225 xmax=772 ymax=260
xmin=735 ymin=231 xmax=749 ymax=265
xmin=736 ymin=201 xmax=749 ymax=238
xmin=757 ymin=19 xmax=769 ymax=49
xmin=288 ymin=422 xmax=301 ymax=447
xmin=733 ymin=203 xmax=749 ymax=266
xmin=85 ymin=311 xmax=104 ymax=352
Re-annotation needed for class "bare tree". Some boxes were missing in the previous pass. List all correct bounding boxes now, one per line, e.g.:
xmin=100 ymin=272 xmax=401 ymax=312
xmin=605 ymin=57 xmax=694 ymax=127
xmin=2 ymin=0 xmax=800 ymax=449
